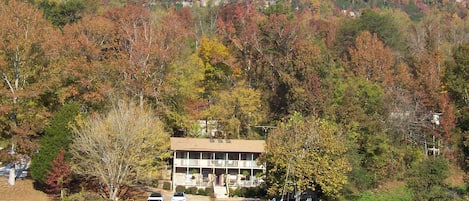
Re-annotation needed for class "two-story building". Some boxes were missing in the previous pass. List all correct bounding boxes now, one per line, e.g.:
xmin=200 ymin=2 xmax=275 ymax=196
xmin=170 ymin=137 xmax=265 ymax=197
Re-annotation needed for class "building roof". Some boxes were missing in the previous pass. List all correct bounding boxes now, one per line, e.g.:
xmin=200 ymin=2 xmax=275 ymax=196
xmin=170 ymin=137 xmax=265 ymax=153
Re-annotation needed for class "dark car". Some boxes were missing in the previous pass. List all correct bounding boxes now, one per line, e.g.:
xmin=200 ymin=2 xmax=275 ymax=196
xmin=147 ymin=192 xmax=164 ymax=201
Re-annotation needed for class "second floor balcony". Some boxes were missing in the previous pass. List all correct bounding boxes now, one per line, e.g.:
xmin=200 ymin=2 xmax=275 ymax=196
xmin=173 ymin=158 xmax=264 ymax=169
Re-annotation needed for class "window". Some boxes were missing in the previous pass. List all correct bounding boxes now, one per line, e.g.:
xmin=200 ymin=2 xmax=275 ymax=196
xmin=228 ymin=153 xmax=239 ymax=160
xmin=189 ymin=152 xmax=199 ymax=159
xmin=201 ymin=152 xmax=212 ymax=159
xmin=176 ymin=151 xmax=185 ymax=159
xmin=215 ymin=152 xmax=225 ymax=160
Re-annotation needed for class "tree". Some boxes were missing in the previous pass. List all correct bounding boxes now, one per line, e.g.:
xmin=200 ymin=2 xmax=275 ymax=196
xmin=445 ymin=43 xmax=469 ymax=131
xmin=348 ymin=31 xmax=395 ymax=85
xmin=38 ymin=0 xmax=87 ymax=28
xmin=57 ymin=14 xmax=120 ymax=110
xmin=45 ymin=147 xmax=72 ymax=200
xmin=70 ymin=100 xmax=171 ymax=201
xmin=406 ymin=158 xmax=451 ymax=201
xmin=203 ymin=81 xmax=265 ymax=138
xmin=102 ymin=6 xmax=193 ymax=108
xmin=216 ymin=2 xmax=264 ymax=79
xmin=335 ymin=9 xmax=405 ymax=58
xmin=31 ymin=102 xmax=81 ymax=184
xmin=261 ymin=113 xmax=351 ymax=200
xmin=197 ymin=36 xmax=237 ymax=99
xmin=0 ymin=0 xmax=59 ymax=158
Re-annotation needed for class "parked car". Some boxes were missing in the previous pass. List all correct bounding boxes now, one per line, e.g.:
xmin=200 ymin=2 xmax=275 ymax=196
xmin=147 ymin=192 xmax=164 ymax=201
xmin=171 ymin=192 xmax=186 ymax=201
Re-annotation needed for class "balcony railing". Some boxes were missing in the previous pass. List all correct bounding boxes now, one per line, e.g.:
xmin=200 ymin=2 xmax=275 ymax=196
xmin=174 ymin=158 xmax=264 ymax=169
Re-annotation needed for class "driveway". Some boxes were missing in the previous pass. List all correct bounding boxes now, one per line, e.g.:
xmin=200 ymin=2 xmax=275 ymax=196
xmin=142 ymin=187 xmax=261 ymax=201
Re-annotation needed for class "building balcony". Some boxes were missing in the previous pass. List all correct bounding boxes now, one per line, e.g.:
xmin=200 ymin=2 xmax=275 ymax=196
xmin=173 ymin=158 xmax=264 ymax=169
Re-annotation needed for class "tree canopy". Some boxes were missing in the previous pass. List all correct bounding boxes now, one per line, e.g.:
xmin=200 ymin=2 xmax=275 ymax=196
xmin=262 ymin=113 xmax=350 ymax=199
xmin=0 ymin=0 xmax=468 ymax=199
xmin=70 ymin=100 xmax=171 ymax=201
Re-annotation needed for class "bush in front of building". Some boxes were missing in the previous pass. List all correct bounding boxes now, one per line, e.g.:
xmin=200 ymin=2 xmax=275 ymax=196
xmin=229 ymin=186 xmax=267 ymax=198
xmin=175 ymin=185 xmax=185 ymax=193
xmin=245 ymin=185 xmax=267 ymax=198
xmin=205 ymin=187 xmax=215 ymax=198
xmin=151 ymin=180 xmax=159 ymax=188
xmin=230 ymin=187 xmax=247 ymax=197
xmin=163 ymin=182 xmax=171 ymax=190
xmin=186 ymin=186 xmax=198 ymax=194
xmin=197 ymin=188 xmax=207 ymax=196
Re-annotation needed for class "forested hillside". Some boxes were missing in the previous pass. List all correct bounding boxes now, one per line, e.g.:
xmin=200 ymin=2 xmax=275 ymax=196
xmin=1 ymin=0 xmax=469 ymax=200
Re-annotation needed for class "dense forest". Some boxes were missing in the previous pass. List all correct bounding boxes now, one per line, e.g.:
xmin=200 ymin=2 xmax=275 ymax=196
xmin=0 ymin=0 xmax=469 ymax=200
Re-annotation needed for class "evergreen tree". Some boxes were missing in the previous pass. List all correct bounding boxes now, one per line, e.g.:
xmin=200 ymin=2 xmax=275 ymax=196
xmin=30 ymin=102 xmax=81 ymax=183
xmin=38 ymin=0 xmax=87 ymax=28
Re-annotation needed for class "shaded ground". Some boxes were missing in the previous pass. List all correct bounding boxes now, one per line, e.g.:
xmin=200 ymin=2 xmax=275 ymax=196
xmin=137 ymin=185 xmax=261 ymax=201
xmin=0 ymin=177 xmax=50 ymax=201
xmin=0 ymin=177 xmax=261 ymax=201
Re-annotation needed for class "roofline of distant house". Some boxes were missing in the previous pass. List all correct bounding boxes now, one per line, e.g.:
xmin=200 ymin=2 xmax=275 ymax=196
xmin=170 ymin=137 xmax=265 ymax=153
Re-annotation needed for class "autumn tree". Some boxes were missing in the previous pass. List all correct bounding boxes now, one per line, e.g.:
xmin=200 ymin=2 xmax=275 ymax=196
xmin=262 ymin=113 xmax=351 ymax=200
xmin=216 ymin=2 xmax=264 ymax=79
xmin=236 ymin=10 xmax=325 ymax=119
xmin=348 ymin=31 xmax=395 ymax=85
xmin=0 ymin=0 xmax=59 ymax=156
xmin=163 ymin=54 xmax=205 ymax=133
xmin=204 ymin=81 xmax=265 ymax=138
xmin=101 ymin=6 xmax=193 ymax=108
xmin=70 ymin=100 xmax=171 ymax=201
xmin=45 ymin=148 xmax=72 ymax=200
xmin=197 ymin=36 xmax=238 ymax=99
xmin=57 ymin=14 xmax=122 ymax=110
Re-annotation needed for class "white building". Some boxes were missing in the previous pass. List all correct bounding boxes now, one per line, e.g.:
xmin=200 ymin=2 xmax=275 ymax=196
xmin=170 ymin=137 xmax=266 ymax=198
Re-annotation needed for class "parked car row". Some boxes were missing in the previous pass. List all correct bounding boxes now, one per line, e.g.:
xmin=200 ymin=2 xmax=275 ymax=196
xmin=147 ymin=192 xmax=187 ymax=201
xmin=0 ymin=164 xmax=28 ymax=178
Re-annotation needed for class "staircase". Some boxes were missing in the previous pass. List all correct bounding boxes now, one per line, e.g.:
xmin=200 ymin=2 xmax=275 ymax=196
xmin=214 ymin=186 xmax=228 ymax=199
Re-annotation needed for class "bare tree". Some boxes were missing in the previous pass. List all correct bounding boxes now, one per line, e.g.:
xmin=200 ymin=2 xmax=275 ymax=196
xmin=70 ymin=100 xmax=171 ymax=201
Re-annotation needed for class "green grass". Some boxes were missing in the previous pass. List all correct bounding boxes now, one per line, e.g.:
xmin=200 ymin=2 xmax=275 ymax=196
xmin=353 ymin=185 xmax=412 ymax=201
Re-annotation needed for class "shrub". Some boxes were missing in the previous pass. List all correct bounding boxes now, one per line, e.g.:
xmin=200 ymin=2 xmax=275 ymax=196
xmin=64 ymin=191 xmax=108 ymax=201
xmin=349 ymin=166 xmax=377 ymax=191
xmin=163 ymin=182 xmax=171 ymax=190
xmin=229 ymin=188 xmax=236 ymax=197
xmin=205 ymin=187 xmax=215 ymax=198
xmin=406 ymin=158 xmax=451 ymax=201
xmin=186 ymin=186 xmax=198 ymax=194
xmin=175 ymin=185 xmax=185 ymax=193
xmin=151 ymin=180 xmax=159 ymax=188
xmin=197 ymin=188 xmax=206 ymax=196
xmin=234 ymin=187 xmax=248 ymax=197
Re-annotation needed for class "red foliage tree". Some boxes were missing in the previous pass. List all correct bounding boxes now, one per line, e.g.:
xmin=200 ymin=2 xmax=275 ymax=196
xmin=45 ymin=148 xmax=72 ymax=199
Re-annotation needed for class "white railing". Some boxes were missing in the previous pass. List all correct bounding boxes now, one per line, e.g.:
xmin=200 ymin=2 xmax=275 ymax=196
xmin=174 ymin=158 xmax=264 ymax=169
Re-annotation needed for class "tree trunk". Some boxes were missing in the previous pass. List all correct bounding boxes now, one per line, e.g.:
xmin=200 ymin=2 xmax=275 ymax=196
xmin=110 ymin=186 xmax=120 ymax=201
xmin=295 ymin=190 xmax=301 ymax=201
xmin=8 ymin=168 xmax=15 ymax=186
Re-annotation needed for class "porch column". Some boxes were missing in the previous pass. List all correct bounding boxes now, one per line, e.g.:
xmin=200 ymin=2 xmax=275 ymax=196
xmin=172 ymin=151 xmax=176 ymax=190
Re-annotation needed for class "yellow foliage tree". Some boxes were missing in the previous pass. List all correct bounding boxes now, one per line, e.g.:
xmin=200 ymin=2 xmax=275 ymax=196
xmin=262 ymin=113 xmax=351 ymax=200
xmin=204 ymin=81 xmax=265 ymax=139
xmin=70 ymin=100 xmax=171 ymax=201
